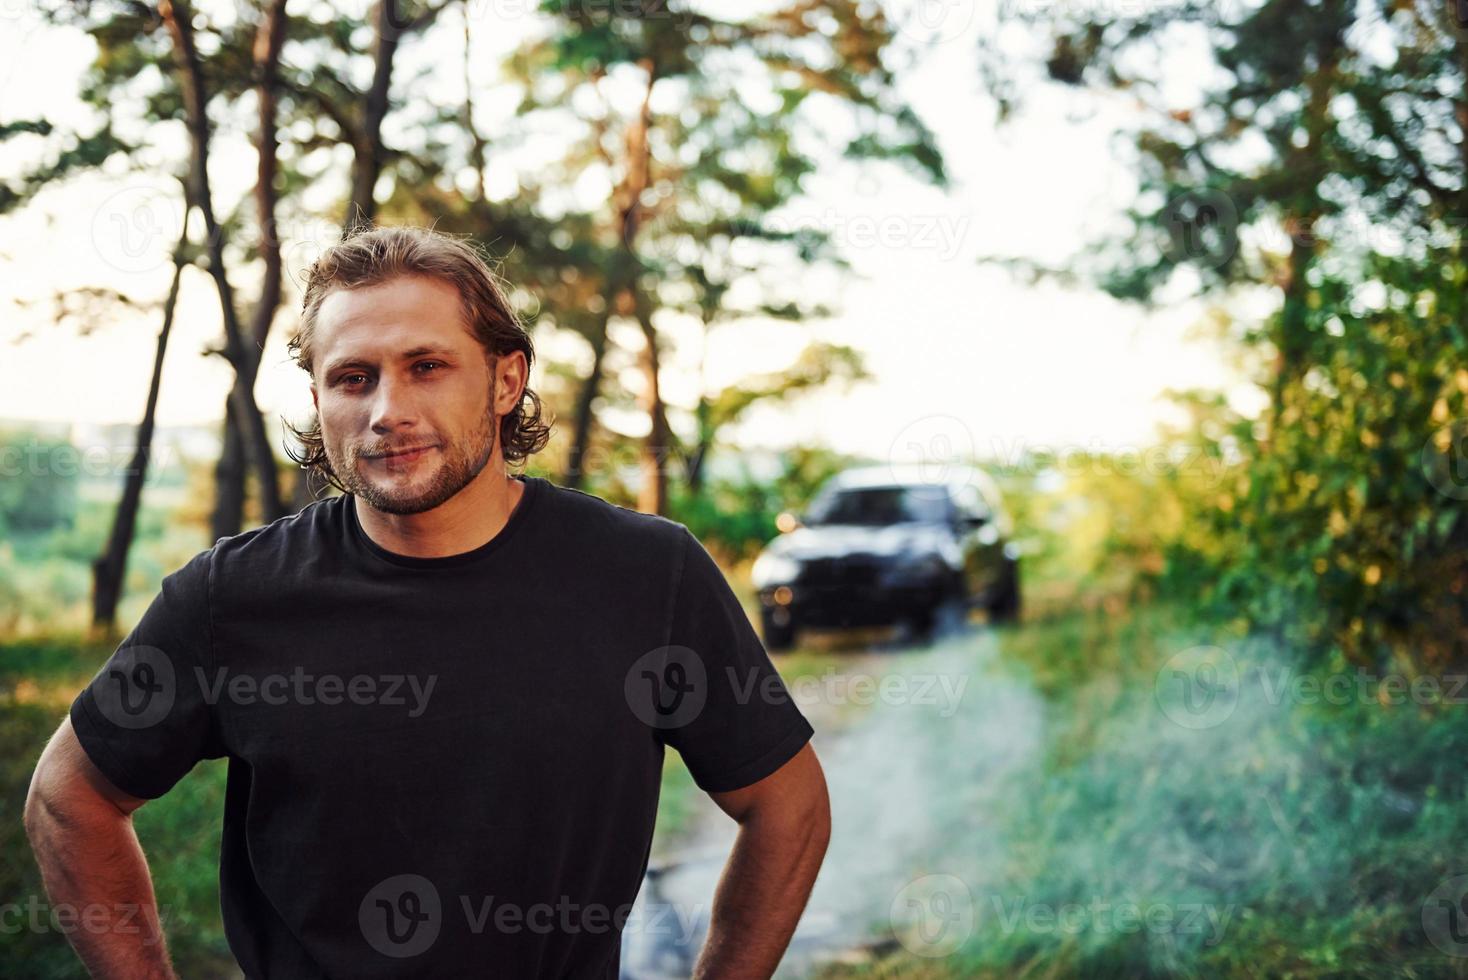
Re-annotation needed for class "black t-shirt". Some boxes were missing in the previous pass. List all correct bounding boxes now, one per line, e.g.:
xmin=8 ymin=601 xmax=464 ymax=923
xmin=69 ymin=475 xmax=814 ymax=978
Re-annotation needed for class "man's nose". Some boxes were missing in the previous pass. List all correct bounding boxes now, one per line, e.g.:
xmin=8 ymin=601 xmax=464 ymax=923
xmin=368 ymin=372 xmax=422 ymax=433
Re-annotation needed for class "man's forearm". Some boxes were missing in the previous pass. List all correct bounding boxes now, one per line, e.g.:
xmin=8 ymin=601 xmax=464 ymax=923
xmin=692 ymin=811 xmax=829 ymax=979
xmin=25 ymin=793 xmax=175 ymax=979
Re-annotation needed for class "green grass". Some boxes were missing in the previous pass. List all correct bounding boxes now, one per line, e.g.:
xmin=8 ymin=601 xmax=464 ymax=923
xmin=818 ymin=605 xmax=1468 ymax=979
xmin=0 ymin=634 xmax=235 ymax=978
xmin=0 ymin=497 xmax=211 ymax=638
xmin=654 ymin=751 xmax=702 ymax=846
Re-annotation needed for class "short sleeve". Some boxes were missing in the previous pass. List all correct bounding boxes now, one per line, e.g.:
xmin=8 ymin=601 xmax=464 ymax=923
xmin=657 ymin=526 xmax=814 ymax=793
xmin=69 ymin=548 xmax=226 ymax=800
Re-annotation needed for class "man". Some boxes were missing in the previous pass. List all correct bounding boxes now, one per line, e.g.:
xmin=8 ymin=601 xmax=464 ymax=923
xmin=25 ymin=226 xmax=831 ymax=979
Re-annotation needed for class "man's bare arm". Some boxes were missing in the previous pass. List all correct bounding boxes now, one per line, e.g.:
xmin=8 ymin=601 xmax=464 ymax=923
xmin=24 ymin=716 xmax=176 ymax=980
xmin=693 ymin=741 xmax=832 ymax=980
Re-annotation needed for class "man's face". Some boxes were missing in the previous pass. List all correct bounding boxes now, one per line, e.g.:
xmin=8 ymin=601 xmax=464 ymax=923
xmin=309 ymin=274 xmax=510 ymax=515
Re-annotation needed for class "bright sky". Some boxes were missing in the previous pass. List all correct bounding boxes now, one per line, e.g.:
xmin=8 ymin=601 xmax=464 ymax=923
xmin=0 ymin=1 xmax=1269 ymax=467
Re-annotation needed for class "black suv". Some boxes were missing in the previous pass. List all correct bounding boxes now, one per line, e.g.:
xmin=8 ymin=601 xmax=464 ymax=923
xmin=752 ymin=465 xmax=1021 ymax=651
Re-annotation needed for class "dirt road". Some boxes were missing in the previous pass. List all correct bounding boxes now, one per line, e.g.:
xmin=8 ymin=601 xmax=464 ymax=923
xmin=621 ymin=615 xmax=1045 ymax=978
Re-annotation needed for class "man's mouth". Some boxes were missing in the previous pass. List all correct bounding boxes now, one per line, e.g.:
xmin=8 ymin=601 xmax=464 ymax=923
xmin=368 ymin=445 xmax=438 ymax=465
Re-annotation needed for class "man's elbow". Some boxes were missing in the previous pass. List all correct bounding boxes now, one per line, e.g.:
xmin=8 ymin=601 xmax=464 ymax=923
xmin=792 ymin=760 xmax=831 ymax=844
xmin=25 ymin=752 xmax=67 ymax=850
xmin=804 ymin=778 xmax=832 ymax=857
xmin=26 ymin=718 xmax=137 ymax=846
xmin=748 ymin=745 xmax=832 ymax=852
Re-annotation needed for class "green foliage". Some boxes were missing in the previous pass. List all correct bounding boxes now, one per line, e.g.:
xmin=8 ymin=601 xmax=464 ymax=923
xmin=0 ymin=492 xmax=206 ymax=638
xmin=990 ymin=246 xmax=1468 ymax=669
xmin=979 ymin=0 xmax=1468 ymax=673
xmin=652 ymin=751 xmax=699 ymax=846
xmin=667 ymin=445 xmax=862 ymax=561
xmin=0 ymin=432 xmax=79 ymax=536
xmin=1186 ymin=249 xmax=1468 ymax=670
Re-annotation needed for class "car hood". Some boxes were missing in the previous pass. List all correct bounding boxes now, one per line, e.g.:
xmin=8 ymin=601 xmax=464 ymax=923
xmin=765 ymin=523 xmax=956 ymax=562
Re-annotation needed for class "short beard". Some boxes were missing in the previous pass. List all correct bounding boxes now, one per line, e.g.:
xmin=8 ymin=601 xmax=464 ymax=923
xmin=331 ymin=381 xmax=498 ymax=516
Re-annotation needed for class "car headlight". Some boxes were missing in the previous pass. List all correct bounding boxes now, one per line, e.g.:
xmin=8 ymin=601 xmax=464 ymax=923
xmin=752 ymin=552 xmax=801 ymax=588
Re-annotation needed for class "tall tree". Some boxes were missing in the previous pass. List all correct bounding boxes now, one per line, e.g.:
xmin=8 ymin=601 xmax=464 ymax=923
xmin=159 ymin=0 xmax=287 ymax=534
xmin=91 ymin=188 xmax=195 ymax=636
xmin=343 ymin=0 xmax=456 ymax=232
xmin=201 ymin=0 xmax=296 ymax=536
xmin=14 ymin=3 xmax=299 ymax=538
xmin=511 ymin=0 xmax=946 ymax=513
xmin=977 ymin=0 xmax=1468 ymax=666
xmin=977 ymin=0 xmax=1464 ymax=419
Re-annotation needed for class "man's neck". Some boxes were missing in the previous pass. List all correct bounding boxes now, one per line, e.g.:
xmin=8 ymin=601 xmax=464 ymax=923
xmin=354 ymin=467 xmax=526 ymax=560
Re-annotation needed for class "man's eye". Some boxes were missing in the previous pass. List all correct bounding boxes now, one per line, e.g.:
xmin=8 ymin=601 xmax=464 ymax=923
xmin=415 ymin=361 xmax=442 ymax=373
xmin=341 ymin=374 xmax=368 ymax=386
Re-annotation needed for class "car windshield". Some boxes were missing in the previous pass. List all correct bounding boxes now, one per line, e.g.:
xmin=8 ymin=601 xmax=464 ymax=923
xmin=805 ymin=486 xmax=950 ymax=526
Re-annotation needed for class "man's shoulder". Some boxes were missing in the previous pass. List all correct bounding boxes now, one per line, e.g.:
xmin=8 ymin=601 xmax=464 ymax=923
xmin=197 ymin=493 xmax=345 ymax=574
xmin=537 ymin=478 xmax=691 ymax=556
xmin=142 ymin=496 xmax=342 ymax=611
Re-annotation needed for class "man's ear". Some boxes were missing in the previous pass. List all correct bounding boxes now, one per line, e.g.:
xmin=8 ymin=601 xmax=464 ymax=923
xmin=494 ymin=351 xmax=528 ymax=415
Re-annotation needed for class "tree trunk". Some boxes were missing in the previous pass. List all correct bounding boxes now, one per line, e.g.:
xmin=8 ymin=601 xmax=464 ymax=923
xmin=1265 ymin=23 xmax=1342 ymax=447
xmin=159 ymin=0 xmax=284 ymax=535
xmin=564 ymin=308 xmax=610 ymax=491
xmin=91 ymin=232 xmax=189 ymax=637
xmin=214 ymin=0 xmax=293 ymax=534
xmin=249 ymin=0 xmax=288 ymax=357
xmin=635 ymin=295 xmax=671 ymax=515
xmin=566 ymin=59 xmax=658 ymax=493
xmin=686 ymin=394 xmax=713 ymax=495
xmin=345 ymin=0 xmax=401 ymax=233
xmin=212 ymin=400 xmax=247 ymax=542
